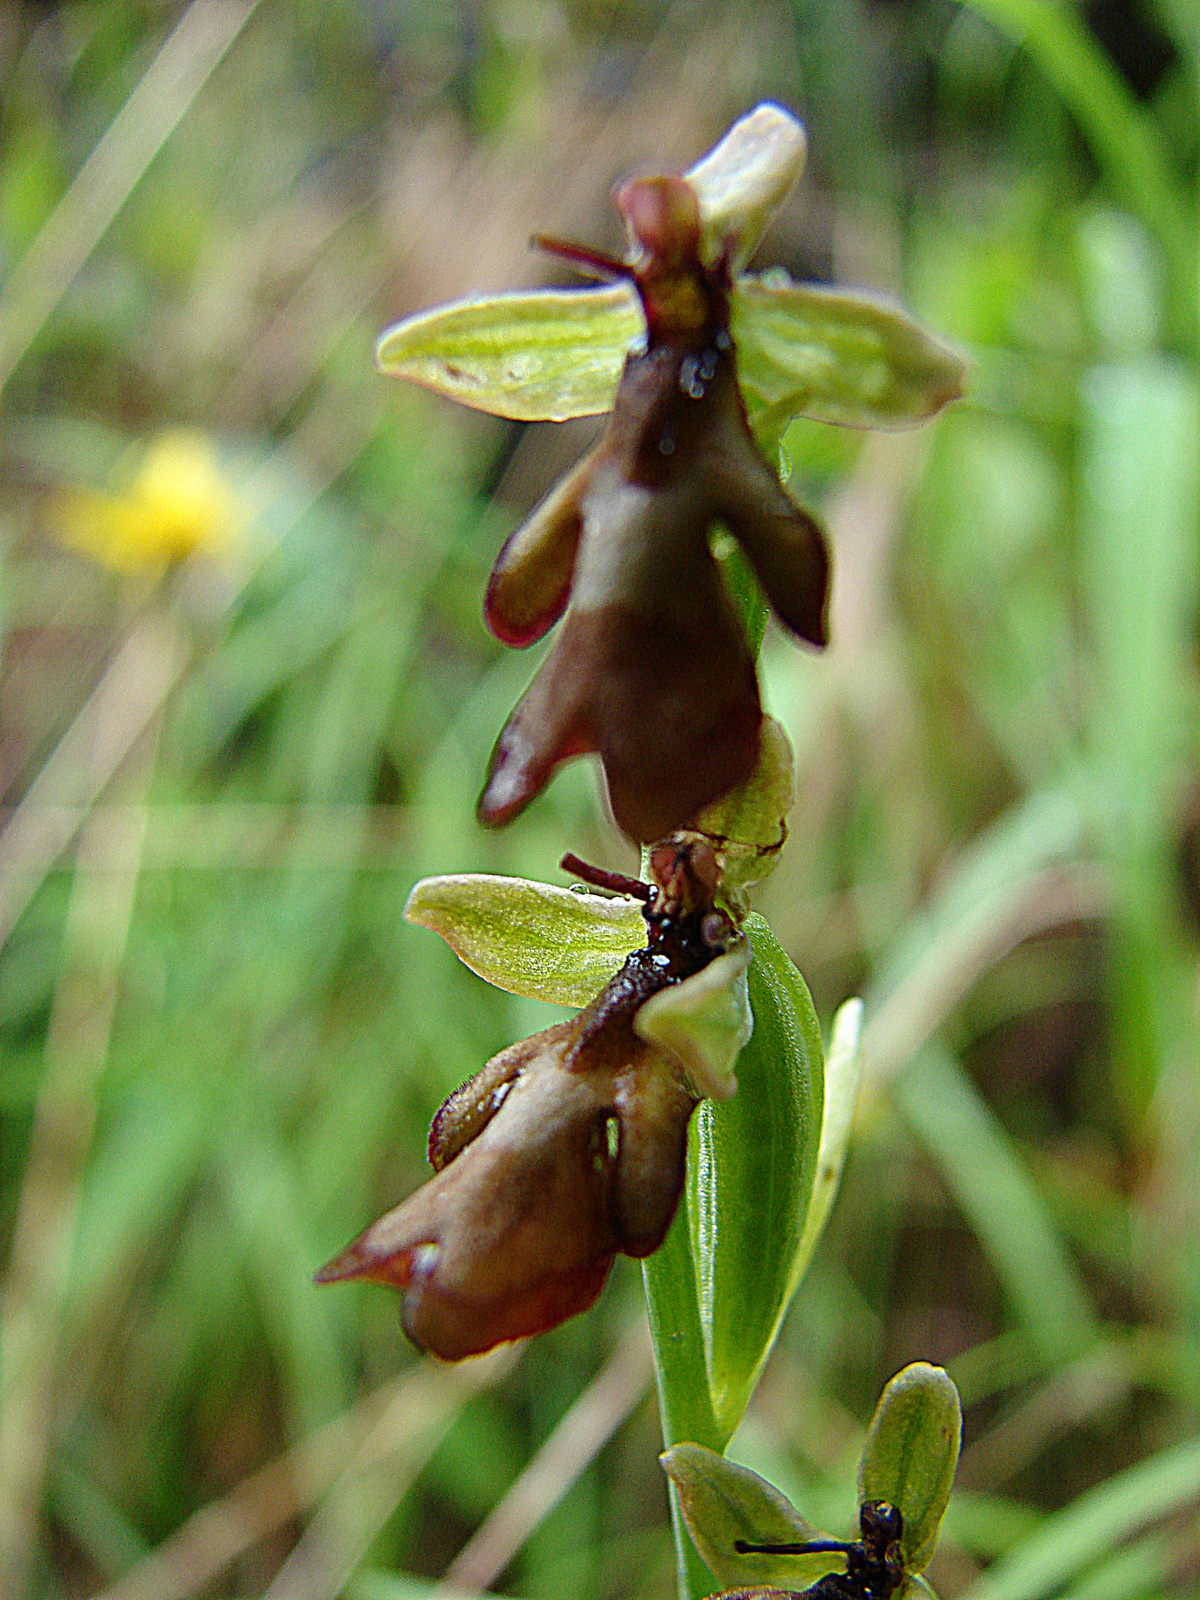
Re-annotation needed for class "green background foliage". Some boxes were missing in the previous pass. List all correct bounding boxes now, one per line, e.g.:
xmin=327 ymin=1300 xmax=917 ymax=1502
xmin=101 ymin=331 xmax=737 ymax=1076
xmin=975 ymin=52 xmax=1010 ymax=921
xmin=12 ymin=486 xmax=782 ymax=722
xmin=0 ymin=2 xmax=1197 ymax=1598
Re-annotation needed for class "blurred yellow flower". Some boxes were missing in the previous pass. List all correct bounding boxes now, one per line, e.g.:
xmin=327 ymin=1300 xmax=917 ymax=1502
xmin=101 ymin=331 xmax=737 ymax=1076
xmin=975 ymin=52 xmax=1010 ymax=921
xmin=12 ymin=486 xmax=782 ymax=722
xmin=52 ymin=430 xmax=242 ymax=574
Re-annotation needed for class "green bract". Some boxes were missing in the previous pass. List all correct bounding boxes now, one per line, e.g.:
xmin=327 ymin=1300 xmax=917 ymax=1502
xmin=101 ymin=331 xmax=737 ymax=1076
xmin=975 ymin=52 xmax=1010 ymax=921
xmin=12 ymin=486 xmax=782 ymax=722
xmin=689 ymin=915 xmax=824 ymax=1437
xmin=859 ymin=1363 xmax=964 ymax=1574
xmin=376 ymin=103 xmax=966 ymax=434
xmin=796 ymin=996 xmax=864 ymax=1269
xmin=660 ymin=1443 xmax=830 ymax=1592
xmin=690 ymin=716 xmax=795 ymax=911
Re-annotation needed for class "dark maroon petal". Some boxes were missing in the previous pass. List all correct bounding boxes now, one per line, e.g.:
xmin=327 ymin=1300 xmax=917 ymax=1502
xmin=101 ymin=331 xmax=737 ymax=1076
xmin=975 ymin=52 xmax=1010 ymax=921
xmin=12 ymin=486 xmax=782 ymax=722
xmin=485 ymin=453 xmax=594 ymax=647
xmin=709 ymin=416 xmax=830 ymax=647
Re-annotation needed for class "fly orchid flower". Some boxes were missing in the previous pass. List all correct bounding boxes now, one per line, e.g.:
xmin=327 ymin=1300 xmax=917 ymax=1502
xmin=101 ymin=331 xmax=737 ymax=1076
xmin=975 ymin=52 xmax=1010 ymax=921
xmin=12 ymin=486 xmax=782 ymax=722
xmin=378 ymin=104 xmax=966 ymax=842
xmin=316 ymin=834 xmax=750 ymax=1359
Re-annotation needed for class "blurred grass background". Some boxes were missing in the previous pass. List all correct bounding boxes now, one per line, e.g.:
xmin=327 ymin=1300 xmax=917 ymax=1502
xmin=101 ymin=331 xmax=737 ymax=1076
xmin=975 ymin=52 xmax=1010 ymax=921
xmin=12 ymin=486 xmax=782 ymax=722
xmin=0 ymin=1 xmax=1197 ymax=1597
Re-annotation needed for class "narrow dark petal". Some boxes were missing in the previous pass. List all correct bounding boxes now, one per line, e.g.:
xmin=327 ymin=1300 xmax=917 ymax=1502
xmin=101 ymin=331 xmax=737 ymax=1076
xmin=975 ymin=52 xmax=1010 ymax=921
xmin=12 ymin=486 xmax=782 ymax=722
xmin=709 ymin=415 xmax=831 ymax=647
xmin=611 ymin=1054 xmax=696 ymax=1253
xmin=485 ymin=453 xmax=594 ymax=647
xmin=428 ymin=1028 xmax=565 ymax=1170
xmin=476 ymin=659 xmax=594 ymax=829
xmin=531 ymin=234 xmax=630 ymax=283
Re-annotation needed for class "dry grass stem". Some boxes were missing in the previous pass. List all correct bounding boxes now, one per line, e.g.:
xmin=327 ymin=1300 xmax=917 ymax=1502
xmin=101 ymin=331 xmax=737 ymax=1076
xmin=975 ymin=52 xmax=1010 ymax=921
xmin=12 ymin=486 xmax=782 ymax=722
xmin=97 ymin=1347 xmax=518 ymax=1600
xmin=0 ymin=0 xmax=262 ymax=395
xmin=0 ymin=727 xmax=159 ymax=1597
xmin=442 ymin=1318 xmax=654 ymax=1594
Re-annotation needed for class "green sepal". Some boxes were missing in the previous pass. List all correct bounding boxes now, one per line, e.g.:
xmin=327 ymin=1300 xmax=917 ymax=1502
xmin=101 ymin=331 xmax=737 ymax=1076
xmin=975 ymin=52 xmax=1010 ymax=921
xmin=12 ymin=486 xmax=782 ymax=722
xmin=404 ymin=874 xmax=644 ymax=1007
xmin=660 ymin=1443 xmax=835 ymax=1592
xmin=732 ymin=276 xmax=968 ymax=432
xmin=635 ymin=939 xmax=753 ymax=1101
xmin=376 ymin=285 xmax=638 ymax=421
xmin=858 ymin=1363 xmax=963 ymax=1573
xmin=689 ymin=914 xmax=824 ymax=1439
xmin=377 ymin=273 xmax=966 ymax=436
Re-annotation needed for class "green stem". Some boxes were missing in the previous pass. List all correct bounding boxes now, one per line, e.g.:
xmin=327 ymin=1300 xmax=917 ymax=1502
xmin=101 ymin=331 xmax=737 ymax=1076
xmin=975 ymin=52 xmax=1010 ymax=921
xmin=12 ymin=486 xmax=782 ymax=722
xmin=642 ymin=1203 xmax=726 ymax=1600
xmin=641 ymin=411 xmax=783 ymax=1600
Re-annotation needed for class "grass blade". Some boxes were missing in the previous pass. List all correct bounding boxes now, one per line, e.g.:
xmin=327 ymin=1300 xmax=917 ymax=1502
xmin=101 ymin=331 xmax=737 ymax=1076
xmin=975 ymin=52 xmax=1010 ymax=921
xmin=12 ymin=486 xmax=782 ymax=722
xmin=894 ymin=1046 xmax=1098 ymax=1365
xmin=958 ymin=1436 xmax=1200 ymax=1600
xmin=959 ymin=0 xmax=1195 ymax=345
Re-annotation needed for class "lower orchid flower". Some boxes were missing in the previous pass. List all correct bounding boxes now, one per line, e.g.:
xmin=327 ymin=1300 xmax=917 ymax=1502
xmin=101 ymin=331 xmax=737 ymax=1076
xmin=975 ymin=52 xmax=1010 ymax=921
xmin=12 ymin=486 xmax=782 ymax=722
xmin=316 ymin=835 xmax=751 ymax=1360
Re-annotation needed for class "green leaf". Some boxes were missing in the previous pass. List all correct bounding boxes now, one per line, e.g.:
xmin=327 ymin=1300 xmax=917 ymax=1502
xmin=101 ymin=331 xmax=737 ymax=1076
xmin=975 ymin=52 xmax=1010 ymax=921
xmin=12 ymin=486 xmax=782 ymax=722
xmin=404 ymin=874 xmax=645 ymax=1007
xmin=685 ymin=102 xmax=806 ymax=269
xmin=732 ymin=277 xmax=968 ymax=431
xmin=689 ymin=914 xmax=825 ymax=1440
xmin=661 ymin=1442 xmax=834 ymax=1592
xmin=376 ymin=286 xmax=638 ymax=421
xmin=1078 ymin=360 xmax=1200 ymax=1127
xmin=858 ymin=1363 xmax=963 ymax=1574
xmin=221 ymin=1131 xmax=353 ymax=1439
xmin=957 ymin=0 xmax=1195 ymax=345
xmin=636 ymin=938 xmax=753 ymax=1101
xmin=1056 ymin=1531 xmax=1171 ymax=1600
xmin=862 ymin=787 xmax=1088 ymax=1085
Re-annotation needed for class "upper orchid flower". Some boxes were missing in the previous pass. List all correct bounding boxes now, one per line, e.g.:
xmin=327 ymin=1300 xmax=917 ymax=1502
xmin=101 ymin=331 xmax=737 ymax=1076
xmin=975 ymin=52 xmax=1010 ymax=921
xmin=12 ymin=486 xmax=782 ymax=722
xmin=377 ymin=105 xmax=966 ymax=842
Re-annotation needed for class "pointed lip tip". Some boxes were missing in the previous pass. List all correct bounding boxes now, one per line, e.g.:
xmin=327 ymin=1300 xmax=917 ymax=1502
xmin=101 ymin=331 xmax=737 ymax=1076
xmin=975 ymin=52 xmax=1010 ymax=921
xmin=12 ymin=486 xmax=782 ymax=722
xmin=476 ymin=775 xmax=528 ymax=829
xmin=313 ymin=1262 xmax=348 ymax=1285
xmin=314 ymin=1242 xmax=382 ymax=1284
